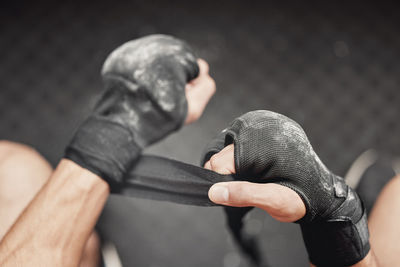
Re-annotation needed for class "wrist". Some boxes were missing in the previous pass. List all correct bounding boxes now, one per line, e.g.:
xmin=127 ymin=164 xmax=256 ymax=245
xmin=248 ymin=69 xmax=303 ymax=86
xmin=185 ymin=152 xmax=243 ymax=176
xmin=65 ymin=117 xmax=141 ymax=190
xmin=56 ymin=159 xmax=110 ymax=193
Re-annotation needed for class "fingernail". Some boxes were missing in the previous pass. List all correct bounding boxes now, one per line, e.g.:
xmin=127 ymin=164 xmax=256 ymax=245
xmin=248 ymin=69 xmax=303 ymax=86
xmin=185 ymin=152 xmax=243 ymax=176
xmin=209 ymin=185 xmax=229 ymax=203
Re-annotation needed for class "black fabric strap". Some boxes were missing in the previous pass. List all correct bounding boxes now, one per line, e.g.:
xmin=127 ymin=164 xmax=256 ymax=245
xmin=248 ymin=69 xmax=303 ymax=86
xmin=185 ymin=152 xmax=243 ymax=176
xmin=121 ymin=155 xmax=235 ymax=206
xmin=119 ymin=155 xmax=266 ymax=266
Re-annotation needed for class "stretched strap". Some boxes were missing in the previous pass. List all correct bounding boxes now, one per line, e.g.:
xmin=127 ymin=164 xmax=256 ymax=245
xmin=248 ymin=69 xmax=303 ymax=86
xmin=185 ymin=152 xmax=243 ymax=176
xmin=121 ymin=155 xmax=235 ymax=206
xmin=119 ymin=155 xmax=267 ymax=266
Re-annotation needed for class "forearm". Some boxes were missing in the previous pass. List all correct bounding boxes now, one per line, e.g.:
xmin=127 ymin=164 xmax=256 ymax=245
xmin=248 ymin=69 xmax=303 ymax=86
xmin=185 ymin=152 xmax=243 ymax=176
xmin=0 ymin=159 xmax=109 ymax=266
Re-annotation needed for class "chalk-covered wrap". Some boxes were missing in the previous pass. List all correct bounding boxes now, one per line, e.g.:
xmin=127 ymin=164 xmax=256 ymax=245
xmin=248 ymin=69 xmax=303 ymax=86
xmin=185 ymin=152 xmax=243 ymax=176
xmin=65 ymin=35 xmax=199 ymax=189
xmin=202 ymin=110 xmax=370 ymax=267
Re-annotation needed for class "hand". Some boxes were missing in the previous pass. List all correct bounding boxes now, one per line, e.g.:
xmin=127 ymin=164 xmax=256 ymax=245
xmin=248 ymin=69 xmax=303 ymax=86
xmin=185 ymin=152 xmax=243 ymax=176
xmin=184 ymin=59 xmax=216 ymax=124
xmin=204 ymin=144 xmax=306 ymax=222
xmin=202 ymin=110 xmax=370 ymax=266
xmin=65 ymin=35 xmax=200 ymax=189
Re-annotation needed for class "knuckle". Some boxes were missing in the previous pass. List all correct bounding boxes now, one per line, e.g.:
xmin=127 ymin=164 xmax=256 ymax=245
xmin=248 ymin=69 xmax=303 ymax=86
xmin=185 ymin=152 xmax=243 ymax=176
xmin=233 ymin=183 xmax=252 ymax=204
xmin=209 ymin=154 xmax=222 ymax=170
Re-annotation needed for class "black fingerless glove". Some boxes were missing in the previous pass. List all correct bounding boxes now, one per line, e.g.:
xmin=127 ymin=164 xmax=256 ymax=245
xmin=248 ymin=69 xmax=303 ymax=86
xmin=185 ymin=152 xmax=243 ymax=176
xmin=201 ymin=110 xmax=370 ymax=267
xmin=65 ymin=34 xmax=199 ymax=190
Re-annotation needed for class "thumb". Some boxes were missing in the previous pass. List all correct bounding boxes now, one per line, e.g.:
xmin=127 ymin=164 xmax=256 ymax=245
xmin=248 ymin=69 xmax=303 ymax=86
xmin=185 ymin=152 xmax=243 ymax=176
xmin=208 ymin=181 xmax=306 ymax=223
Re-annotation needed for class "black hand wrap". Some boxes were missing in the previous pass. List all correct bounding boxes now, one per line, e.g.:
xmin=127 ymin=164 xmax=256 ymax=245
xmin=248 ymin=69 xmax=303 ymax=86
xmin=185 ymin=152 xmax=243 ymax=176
xmin=65 ymin=34 xmax=199 ymax=190
xmin=201 ymin=110 xmax=370 ymax=267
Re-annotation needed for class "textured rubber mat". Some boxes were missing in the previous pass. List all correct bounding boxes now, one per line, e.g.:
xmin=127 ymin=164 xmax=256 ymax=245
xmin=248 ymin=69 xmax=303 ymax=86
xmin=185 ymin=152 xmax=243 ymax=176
xmin=1 ymin=1 xmax=399 ymax=266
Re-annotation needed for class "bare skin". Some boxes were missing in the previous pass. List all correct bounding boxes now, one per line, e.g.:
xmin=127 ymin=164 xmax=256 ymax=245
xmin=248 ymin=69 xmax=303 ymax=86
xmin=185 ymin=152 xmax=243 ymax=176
xmin=0 ymin=159 xmax=109 ymax=267
xmin=368 ymin=175 xmax=400 ymax=267
xmin=0 ymin=58 xmax=215 ymax=266
xmin=0 ymin=141 xmax=101 ymax=267
xmin=184 ymin=59 xmax=216 ymax=124
xmin=205 ymin=144 xmax=382 ymax=267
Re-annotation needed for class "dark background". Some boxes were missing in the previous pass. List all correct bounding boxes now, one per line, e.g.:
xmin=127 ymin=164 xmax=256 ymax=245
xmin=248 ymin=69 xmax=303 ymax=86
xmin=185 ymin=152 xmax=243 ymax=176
xmin=1 ymin=1 xmax=399 ymax=266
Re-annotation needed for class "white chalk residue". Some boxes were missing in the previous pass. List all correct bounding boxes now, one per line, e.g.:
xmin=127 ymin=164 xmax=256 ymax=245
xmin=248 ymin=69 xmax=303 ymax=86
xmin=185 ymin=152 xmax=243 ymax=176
xmin=103 ymin=35 xmax=195 ymax=112
xmin=279 ymin=113 xmax=332 ymax=191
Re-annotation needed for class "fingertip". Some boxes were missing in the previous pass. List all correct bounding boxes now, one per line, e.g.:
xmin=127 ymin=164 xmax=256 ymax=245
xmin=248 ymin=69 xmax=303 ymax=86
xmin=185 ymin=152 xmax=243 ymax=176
xmin=208 ymin=184 xmax=229 ymax=204
xmin=197 ymin=58 xmax=209 ymax=75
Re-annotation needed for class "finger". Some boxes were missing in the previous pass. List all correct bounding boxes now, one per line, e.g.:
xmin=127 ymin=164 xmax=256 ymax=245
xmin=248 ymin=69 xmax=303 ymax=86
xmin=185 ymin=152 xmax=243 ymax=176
xmin=184 ymin=59 xmax=215 ymax=124
xmin=208 ymin=181 xmax=306 ymax=222
xmin=187 ymin=59 xmax=209 ymax=87
xmin=197 ymin=58 xmax=209 ymax=76
xmin=204 ymin=160 xmax=212 ymax=170
xmin=184 ymin=75 xmax=216 ymax=124
xmin=186 ymin=70 xmax=216 ymax=93
xmin=195 ymin=76 xmax=216 ymax=99
xmin=208 ymin=144 xmax=235 ymax=175
xmin=186 ymin=76 xmax=216 ymax=100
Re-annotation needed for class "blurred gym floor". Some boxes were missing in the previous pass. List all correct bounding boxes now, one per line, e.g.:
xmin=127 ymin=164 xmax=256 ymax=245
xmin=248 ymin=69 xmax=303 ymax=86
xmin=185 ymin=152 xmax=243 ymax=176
xmin=1 ymin=1 xmax=399 ymax=266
